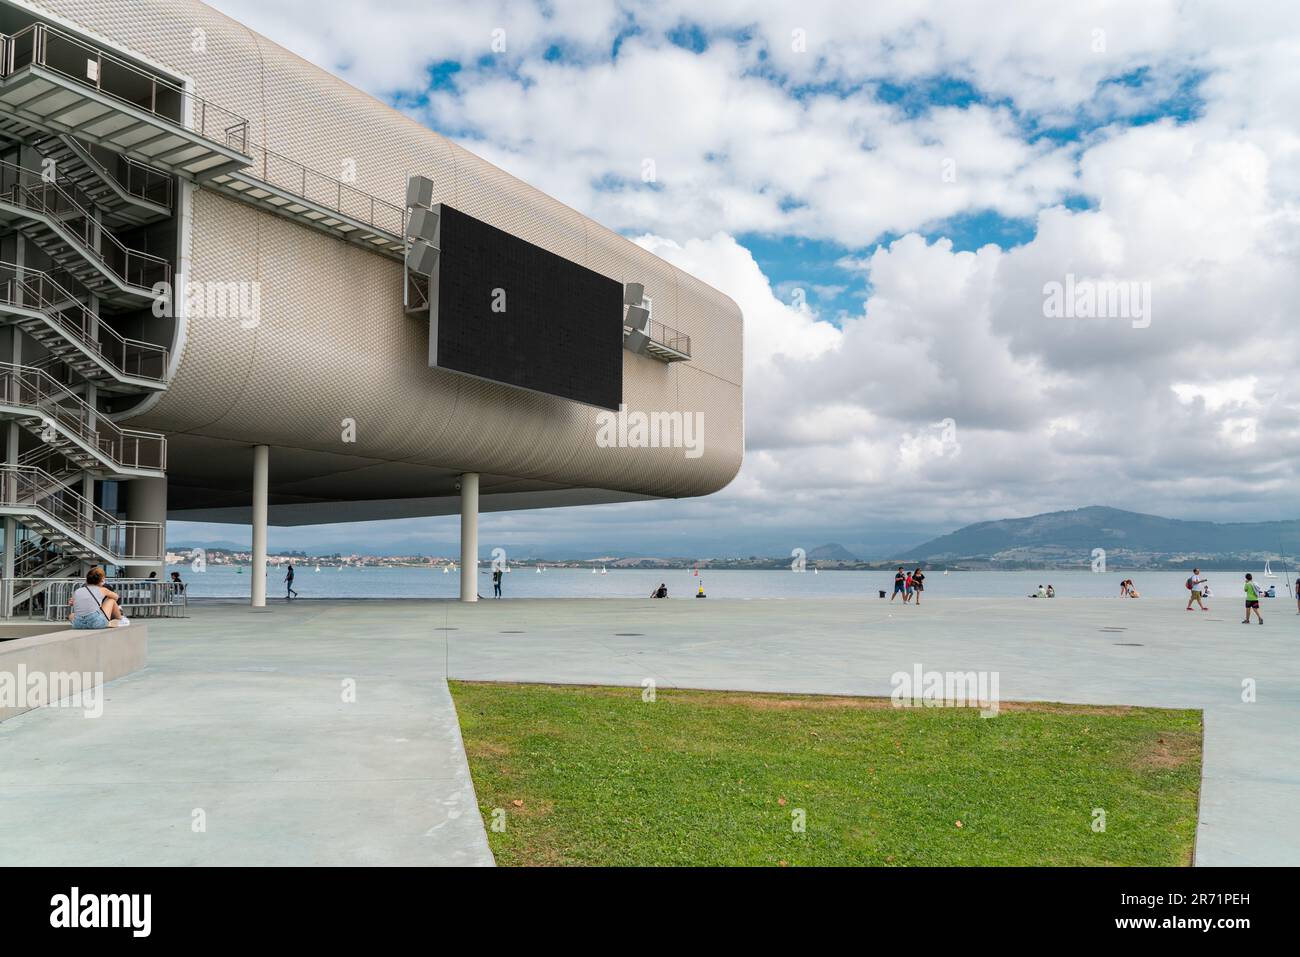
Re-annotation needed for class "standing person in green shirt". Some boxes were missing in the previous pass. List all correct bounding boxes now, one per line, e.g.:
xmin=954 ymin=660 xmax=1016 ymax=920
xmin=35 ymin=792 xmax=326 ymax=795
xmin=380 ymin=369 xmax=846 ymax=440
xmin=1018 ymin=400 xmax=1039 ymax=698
xmin=1243 ymin=573 xmax=1264 ymax=625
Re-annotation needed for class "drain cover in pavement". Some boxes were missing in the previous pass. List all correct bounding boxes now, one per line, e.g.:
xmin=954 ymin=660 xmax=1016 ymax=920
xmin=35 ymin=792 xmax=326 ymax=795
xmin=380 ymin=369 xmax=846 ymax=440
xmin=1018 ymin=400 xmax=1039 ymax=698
xmin=614 ymin=633 xmax=645 ymax=637
xmin=1113 ymin=642 xmax=1144 ymax=646
xmin=434 ymin=627 xmax=458 ymax=631
xmin=500 ymin=630 xmax=526 ymax=634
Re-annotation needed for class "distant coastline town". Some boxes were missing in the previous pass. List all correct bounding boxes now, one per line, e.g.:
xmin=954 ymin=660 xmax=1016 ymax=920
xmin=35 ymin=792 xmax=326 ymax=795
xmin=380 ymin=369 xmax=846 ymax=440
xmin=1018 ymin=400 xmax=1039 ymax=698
xmin=166 ymin=545 xmax=1295 ymax=574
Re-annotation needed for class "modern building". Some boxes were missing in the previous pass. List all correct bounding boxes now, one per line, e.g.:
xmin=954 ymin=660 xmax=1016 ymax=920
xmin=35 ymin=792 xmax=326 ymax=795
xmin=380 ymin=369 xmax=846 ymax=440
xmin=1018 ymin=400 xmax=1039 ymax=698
xmin=0 ymin=0 xmax=743 ymax=609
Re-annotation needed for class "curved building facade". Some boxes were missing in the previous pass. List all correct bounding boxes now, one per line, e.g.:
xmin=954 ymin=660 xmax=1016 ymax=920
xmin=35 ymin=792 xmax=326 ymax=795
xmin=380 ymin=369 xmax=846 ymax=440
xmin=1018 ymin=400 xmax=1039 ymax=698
xmin=0 ymin=0 xmax=743 ymax=607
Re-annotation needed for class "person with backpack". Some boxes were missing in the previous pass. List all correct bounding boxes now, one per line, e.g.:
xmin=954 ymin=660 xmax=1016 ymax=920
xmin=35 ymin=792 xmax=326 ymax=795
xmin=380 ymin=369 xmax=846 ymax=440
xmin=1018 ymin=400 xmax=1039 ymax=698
xmin=1186 ymin=568 xmax=1207 ymax=611
xmin=1243 ymin=573 xmax=1264 ymax=624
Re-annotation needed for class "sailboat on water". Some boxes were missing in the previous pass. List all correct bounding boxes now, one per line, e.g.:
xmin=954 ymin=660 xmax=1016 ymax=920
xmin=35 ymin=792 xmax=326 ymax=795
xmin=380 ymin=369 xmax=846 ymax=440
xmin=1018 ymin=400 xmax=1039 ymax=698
xmin=1265 ymin=561 xmax=1278 ymax=578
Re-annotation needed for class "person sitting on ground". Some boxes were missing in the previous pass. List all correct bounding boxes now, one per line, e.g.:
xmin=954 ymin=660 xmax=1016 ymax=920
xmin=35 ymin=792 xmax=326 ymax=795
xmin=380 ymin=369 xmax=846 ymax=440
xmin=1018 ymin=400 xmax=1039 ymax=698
xmin=1046 ymin=584 xmax=1055 ymax=598
xmin=1128 ymin=581 xmax=1141 ymax=598
xmin=651 ymin=583 xmax=668 ymax=599
xmin=68 ymin=567 xmax=127 ymax=629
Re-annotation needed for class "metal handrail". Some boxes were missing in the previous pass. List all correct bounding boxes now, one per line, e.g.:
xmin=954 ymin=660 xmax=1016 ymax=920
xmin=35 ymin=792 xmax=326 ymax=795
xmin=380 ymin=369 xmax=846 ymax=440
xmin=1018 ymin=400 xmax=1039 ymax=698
xmin=237 ymin=140 xmax=406 ymax=237
xmin=0 ymin=22 xmax=249 ymax=154
xmin=628 ymin=316 xmax=692 ymax=357
xmin=0 ymin=362 xmax=167 ymax=471
xmin=0 ymin=158 xmax=171 ymax=291
xmin=57 ymin=136 xmax=173 ymax=210
xmin=0 ymin=463 xmax=162 ymax=560
xmin=3 ymin=577 xmax=186 ymax=621
xmin=0 ymin=262 xmax=169 ymax=382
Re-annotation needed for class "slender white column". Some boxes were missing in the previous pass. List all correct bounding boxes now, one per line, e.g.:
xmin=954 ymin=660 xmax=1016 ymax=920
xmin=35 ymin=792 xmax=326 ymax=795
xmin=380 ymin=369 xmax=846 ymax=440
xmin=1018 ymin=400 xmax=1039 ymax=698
xmin=459 ymin=472 xmax=479 ymax=603
xmin=251 ymin=445 xmax=268 ymax=607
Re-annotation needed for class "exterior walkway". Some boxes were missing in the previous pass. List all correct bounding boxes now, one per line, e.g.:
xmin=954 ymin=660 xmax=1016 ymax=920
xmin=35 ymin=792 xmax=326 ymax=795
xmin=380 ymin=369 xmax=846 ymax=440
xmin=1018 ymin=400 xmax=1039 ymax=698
xmin=2 ymin=596 xmax=1294 ymax=865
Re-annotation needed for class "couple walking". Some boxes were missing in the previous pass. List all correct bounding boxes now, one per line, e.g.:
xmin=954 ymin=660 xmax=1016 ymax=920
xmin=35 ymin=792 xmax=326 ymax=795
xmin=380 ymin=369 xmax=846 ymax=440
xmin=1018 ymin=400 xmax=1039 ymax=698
xmin=890 ymin=566 xmax=926 ymax=604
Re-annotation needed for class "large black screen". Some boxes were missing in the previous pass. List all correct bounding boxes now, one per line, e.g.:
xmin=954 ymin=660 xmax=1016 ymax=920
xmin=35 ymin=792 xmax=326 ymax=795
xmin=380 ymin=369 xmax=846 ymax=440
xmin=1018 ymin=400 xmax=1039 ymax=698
xmin=428 ymin=205 xmax=624 ymax=410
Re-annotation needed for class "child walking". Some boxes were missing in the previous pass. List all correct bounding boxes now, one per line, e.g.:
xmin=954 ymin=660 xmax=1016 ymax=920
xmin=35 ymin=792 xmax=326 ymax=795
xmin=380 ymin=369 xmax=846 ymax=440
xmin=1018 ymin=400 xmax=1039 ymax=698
xmin=1243 ymin=573 xmax=1263 ymax=625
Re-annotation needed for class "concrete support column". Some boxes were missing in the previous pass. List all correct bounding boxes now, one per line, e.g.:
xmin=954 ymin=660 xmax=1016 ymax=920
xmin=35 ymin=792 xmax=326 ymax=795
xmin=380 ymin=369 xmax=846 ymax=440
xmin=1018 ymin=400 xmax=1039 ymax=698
xmin=459 ymin=472 xmax=478 ymax=603
xmin=251 ymin=445 xmax=268 ymax=607
xmin=124 ymin=476 xmax=167 ymax=579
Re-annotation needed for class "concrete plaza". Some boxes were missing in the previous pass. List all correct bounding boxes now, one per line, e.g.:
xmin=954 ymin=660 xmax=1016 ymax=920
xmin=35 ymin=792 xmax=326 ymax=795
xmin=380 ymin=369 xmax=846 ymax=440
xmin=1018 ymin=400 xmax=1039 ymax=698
xmin=1 ymin=596 xmax=1294 ymax=865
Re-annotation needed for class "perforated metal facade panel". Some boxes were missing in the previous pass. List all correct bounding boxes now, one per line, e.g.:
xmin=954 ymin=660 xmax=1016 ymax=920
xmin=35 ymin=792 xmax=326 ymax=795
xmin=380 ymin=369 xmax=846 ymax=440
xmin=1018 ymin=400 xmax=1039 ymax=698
xmin=22 ymin=0 xmax=744 ymax=510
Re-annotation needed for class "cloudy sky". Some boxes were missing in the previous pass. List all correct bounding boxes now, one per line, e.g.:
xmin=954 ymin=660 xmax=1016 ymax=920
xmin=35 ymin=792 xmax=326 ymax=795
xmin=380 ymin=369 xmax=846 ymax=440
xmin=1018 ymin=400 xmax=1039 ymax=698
xmin=176 ymin=0 xmax=1300 ymax=558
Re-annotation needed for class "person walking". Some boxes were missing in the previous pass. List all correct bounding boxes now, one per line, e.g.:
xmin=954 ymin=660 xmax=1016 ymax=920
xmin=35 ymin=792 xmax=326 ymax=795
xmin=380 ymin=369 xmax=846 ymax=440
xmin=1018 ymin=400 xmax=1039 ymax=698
xmin=492 ymin=567 xmax=503 ymax=598
xmin=1243 ymin=573 xmax=1263 ymax=624
xmin=1186 ymin=568 xmax=1207 ymax=611
xmin=891 ymin=566 xmax=906 ymax=601
xmin=285 ymin=562 xmax=299 ymax=601
xmin=911 ymin=567 xmax=926 ymax=605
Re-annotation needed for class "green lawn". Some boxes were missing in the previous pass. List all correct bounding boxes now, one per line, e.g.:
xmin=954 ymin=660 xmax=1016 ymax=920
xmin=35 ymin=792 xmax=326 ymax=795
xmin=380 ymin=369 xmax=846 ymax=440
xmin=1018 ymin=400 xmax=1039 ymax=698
xmin=449 ymin=681 xmax=1202 ymax=867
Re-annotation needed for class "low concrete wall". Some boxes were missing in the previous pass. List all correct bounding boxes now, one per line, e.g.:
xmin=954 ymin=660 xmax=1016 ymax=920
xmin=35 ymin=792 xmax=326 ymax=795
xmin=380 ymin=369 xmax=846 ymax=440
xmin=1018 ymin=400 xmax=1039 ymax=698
xmin=0 ymin=624 xmax=147 ymax=723
xmin=0 ymin=622 xmax=72 ymax=642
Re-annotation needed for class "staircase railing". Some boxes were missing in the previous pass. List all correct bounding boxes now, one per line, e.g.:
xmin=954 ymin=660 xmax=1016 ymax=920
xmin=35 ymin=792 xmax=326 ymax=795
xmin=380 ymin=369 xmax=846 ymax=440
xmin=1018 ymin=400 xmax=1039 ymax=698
xmin=0 ymin=158 xmax=171 ymax=291
xmin=0 ymin=262 xmax=169 ymax=382
xmin=0 ymin=22 xmax=249 ymax=154
xmin=47 ymin=135 xmax=173 ymax=210
xmin=0 ymin=362 xmax=166 ymax=471
xmin=0 ymin=463 xmax=162 ymax=561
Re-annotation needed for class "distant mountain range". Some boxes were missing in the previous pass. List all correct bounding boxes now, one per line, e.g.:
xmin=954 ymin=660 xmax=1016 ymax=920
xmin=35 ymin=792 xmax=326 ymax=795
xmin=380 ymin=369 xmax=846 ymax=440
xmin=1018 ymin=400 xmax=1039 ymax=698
xmin=906 ymin=506 xmax=1300 ymax=567
xmin=170 ymin=508 xmax=1300 ymax=569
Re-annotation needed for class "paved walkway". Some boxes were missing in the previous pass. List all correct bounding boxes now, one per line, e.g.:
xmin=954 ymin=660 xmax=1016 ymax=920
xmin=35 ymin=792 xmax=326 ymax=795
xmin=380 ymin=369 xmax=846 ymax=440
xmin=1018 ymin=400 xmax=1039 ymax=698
xmin=2 ymin=597 xmax=1294 ymax=865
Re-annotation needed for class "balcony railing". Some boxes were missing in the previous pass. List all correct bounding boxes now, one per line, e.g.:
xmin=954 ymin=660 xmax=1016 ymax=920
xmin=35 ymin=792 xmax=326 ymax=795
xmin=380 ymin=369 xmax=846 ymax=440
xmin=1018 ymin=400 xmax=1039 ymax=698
xmin=232 ymin=139 xmax=406 ymax=237
xmin=0 ymin=262 xmax=169 ymax=383
xmin=627 ymin=316 xmax=691 ymax=359
xmin=0 ymin=22 xmax=249 ymax=154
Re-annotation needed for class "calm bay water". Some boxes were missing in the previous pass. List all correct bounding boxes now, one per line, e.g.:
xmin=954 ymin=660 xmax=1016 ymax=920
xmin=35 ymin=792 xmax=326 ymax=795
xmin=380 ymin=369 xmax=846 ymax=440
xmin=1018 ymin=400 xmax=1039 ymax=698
xmin=168 ymin=565 xmax=1295 ymax=601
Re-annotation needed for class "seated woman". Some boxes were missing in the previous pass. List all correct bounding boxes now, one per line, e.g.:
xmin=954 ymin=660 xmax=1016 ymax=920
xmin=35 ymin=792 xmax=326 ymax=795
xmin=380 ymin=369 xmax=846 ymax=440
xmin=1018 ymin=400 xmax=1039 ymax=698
xmin=68 ymin=567 xmax=127 ymax=629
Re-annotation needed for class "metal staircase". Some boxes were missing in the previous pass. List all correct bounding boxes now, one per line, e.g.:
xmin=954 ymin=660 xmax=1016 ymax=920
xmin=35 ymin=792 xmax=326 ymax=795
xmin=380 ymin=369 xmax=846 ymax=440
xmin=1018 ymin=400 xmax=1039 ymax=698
xmin=0 ymin=463 xmax=161 ymax=566
xmin=32 ymin=134 xmax=171 ymax=226
xmin=0 ymin=157 xmax=168 ymax=303
xmin=0 ymin=361 xmax=166 ymax=477
xmin=0 ymin=261 xmax=168 ymax=390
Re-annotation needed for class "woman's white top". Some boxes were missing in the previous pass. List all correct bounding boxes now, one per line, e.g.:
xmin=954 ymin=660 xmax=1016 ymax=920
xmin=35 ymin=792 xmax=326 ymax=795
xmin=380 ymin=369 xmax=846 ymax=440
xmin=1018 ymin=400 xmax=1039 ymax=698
xmin=72 ymin=585 xmax=107 ymax=618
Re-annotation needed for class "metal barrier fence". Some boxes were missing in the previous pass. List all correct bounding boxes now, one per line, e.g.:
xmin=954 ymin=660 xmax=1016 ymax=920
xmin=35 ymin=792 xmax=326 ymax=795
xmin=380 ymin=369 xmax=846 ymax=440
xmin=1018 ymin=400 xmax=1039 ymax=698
xmin=3 ymin=577 xmax=188 ymax=621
